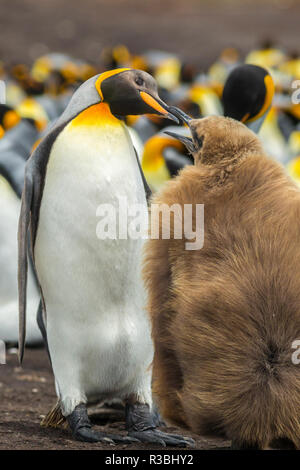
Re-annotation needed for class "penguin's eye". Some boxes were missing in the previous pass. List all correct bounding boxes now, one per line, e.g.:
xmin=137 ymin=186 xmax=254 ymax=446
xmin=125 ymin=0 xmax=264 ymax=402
xmin=135 ymin=76 xmax=144 ymax=87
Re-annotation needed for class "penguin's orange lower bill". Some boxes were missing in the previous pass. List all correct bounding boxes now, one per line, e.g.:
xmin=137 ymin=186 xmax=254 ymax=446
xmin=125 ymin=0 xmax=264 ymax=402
xmin=140 ymin=91 xmax=168 ymax=115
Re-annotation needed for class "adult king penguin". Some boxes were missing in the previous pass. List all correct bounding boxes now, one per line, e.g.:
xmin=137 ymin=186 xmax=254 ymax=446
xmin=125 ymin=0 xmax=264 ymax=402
xmin=222 ymin=64 xmax=275 ymax=133
xmin=18 ymin=68 xmax=194 ymax=447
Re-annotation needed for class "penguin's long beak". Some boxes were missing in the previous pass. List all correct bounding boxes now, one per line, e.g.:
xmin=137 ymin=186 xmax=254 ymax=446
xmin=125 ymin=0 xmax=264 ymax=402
xmin=163 ymin=106 xmax=196 ymax=153
xmin=139 ymin=91 xmax=179 ymax=123
xmin=164 ymin=131 xmax=196 ymax=154
xmin=168 ymin=106 xmax=193 ymax=125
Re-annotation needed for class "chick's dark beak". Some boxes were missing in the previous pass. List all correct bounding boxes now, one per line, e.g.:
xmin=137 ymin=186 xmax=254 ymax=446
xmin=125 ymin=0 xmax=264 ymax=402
xmin=139 ymin=91 xmax=179 ymax=123
xmin=164 ymin=106 xmax=199 ymax=153
xmin=164 ymin=130 xmax=196 ymax=154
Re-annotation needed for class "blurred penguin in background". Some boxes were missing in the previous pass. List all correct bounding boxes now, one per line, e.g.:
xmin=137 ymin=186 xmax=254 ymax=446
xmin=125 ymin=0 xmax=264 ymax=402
xmin=0 ymin=115 xmax=41 ymax=345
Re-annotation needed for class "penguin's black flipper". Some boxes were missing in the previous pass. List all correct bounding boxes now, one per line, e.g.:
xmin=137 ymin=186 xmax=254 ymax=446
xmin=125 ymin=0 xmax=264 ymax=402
xmin=133 ymin=147 xmax=152 ymax=204
xmin=18 ymin=171 xmax=34 ymax=363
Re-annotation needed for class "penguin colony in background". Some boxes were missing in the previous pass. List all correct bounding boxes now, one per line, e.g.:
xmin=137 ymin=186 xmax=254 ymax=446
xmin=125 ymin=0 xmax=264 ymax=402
xmin=0 ymin=43 xmax=298 ymax=446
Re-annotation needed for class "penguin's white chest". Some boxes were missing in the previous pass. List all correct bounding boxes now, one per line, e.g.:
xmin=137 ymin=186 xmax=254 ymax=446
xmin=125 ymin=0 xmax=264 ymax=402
xmin=34 ymin=111 xmax=153 ymax=406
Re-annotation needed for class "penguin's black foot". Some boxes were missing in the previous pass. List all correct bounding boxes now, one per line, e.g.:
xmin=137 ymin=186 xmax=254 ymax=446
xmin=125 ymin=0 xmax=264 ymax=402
xmin=151 ymin=403 xmax=166 ymax=427
xmin=129 ymin=429 xmax=195 ymax=447
xmin=125 ymin=402 xmax=195 ymax=448
xmin=67 ymin=404 xmax=139 ymax=444
xmin=74 ymin=426 xmax=139 ymax=444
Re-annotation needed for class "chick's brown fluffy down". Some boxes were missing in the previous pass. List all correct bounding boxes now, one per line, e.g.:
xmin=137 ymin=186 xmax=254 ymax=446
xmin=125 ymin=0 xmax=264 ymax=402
xmin=143 ymin=116 xmax=300 ymax=449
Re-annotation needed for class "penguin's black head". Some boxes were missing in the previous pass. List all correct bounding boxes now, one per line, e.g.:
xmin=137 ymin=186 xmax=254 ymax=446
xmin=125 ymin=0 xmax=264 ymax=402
xmin=95 ymin=68 xmax=179 ymax=123
xmin=222 ymin=64 xmax=274 ymax=127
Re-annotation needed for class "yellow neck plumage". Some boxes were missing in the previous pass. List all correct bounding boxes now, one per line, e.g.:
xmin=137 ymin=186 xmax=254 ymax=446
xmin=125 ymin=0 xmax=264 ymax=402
xmin=69 ymin=102 xmax=121 ymax=128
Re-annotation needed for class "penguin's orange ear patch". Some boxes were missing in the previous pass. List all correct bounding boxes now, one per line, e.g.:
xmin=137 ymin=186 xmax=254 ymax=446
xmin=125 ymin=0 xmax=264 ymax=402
xmin=140 ymin=92 xmax=168 ymax=115
xmin=246 ymin=74 xmax=275 ymax=123
xmin=95 ymin=68 xmax=131 ymax=100
xmin=241 ymin=112 xmax=250 ymax=123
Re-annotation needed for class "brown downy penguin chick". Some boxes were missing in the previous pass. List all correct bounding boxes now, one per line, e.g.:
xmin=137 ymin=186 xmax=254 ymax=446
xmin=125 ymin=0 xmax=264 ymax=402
xmin=143 ymin=113 xmax=300 ymax=450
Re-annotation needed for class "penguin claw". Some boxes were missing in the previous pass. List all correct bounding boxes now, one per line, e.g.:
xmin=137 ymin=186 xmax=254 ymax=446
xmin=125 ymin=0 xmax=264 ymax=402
xmin=74 ymin=426 xmax=105 ymax=443
xmin=104 ymin=433 xmax=140 ymax=444
xmin=74 ymin=426 xmax=140 ymax=444
xmin=102 ymin=437 xmax=116 ymax=445
xmin=128 ymin=429 xmax=195 ymax=448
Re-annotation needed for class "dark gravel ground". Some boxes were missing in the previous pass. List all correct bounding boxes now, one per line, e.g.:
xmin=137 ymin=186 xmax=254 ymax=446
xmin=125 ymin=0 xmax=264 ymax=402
xmin=0 ymin=348 xmax=230 ymax=450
